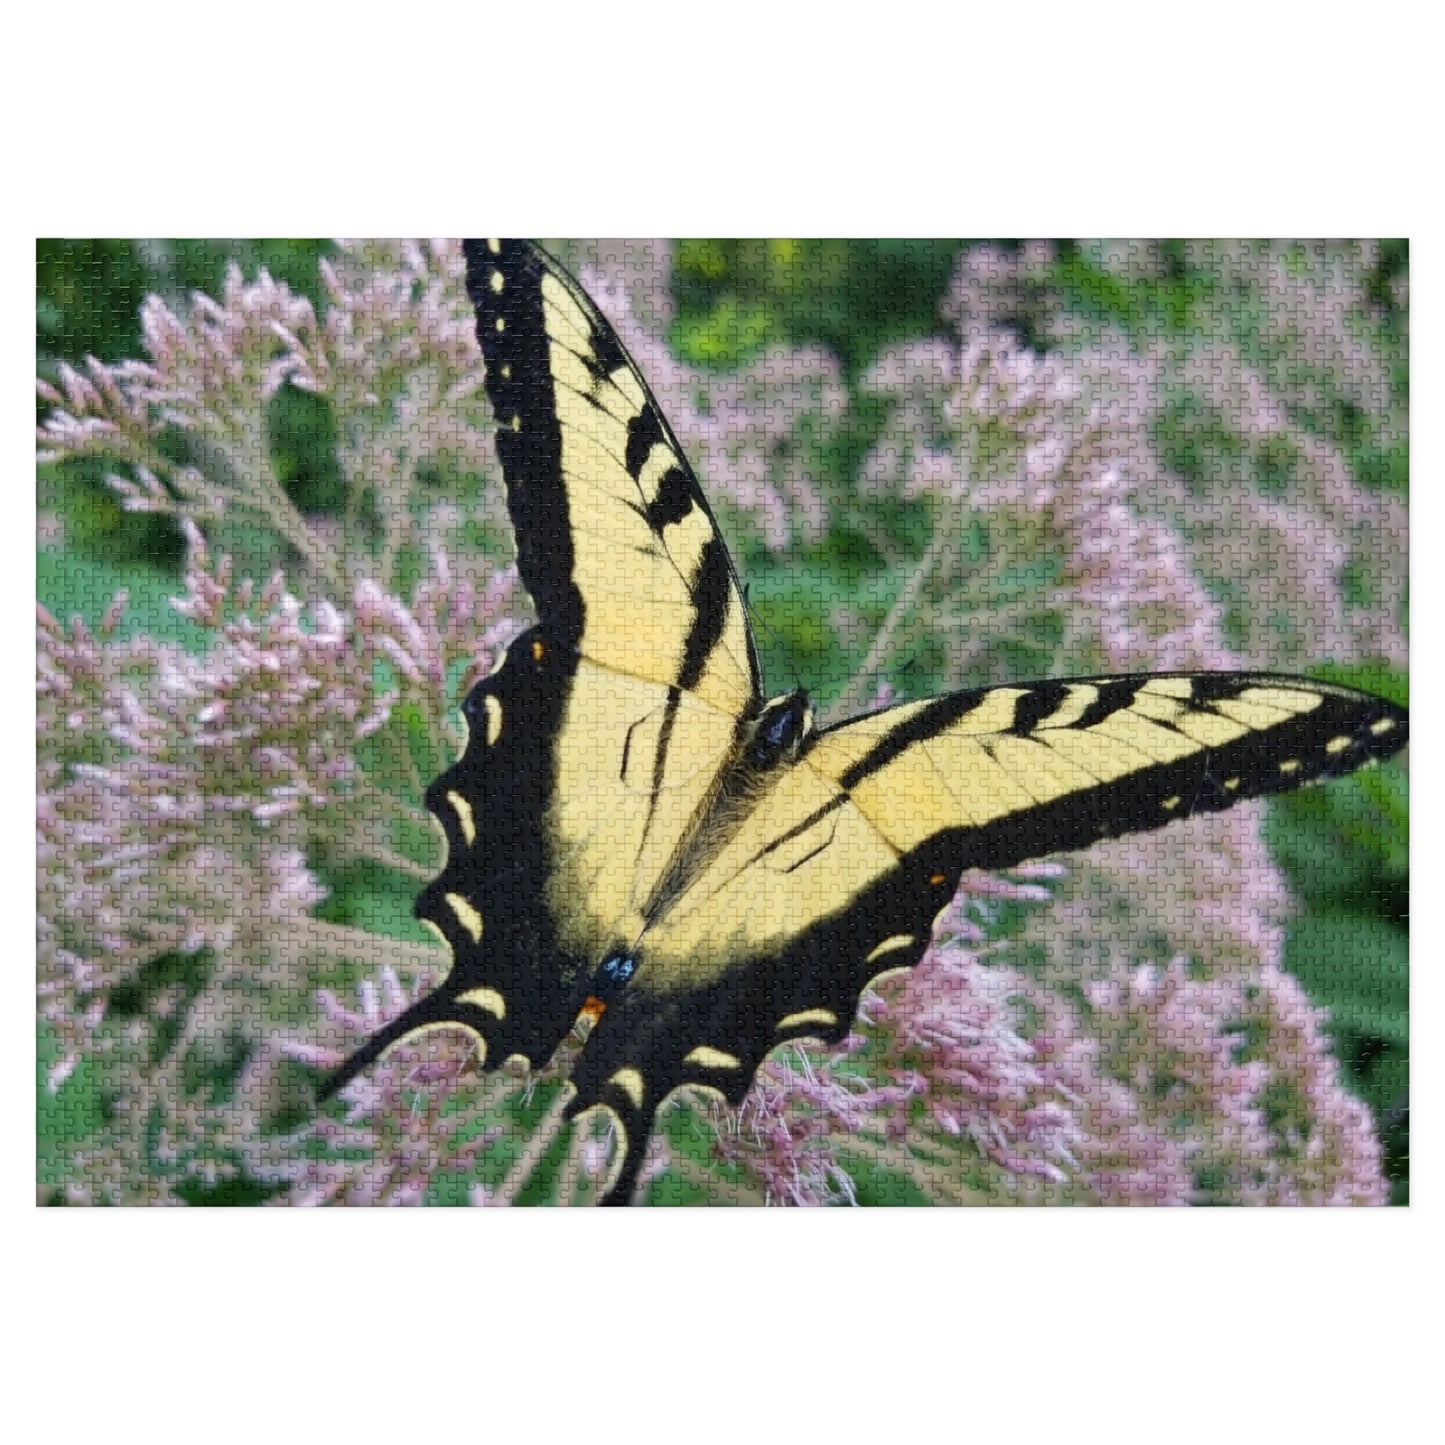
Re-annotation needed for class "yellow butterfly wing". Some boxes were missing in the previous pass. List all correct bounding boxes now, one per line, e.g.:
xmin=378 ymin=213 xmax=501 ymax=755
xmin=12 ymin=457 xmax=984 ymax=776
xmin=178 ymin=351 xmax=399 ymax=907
xmin=565 ymin=672 xmax=1406 ymax=1199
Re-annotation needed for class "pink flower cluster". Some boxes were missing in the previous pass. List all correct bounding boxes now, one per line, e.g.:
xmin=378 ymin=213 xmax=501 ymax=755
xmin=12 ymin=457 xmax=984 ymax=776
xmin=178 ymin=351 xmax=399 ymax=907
xmin=36 ymin=527 xmax=520 ymax=1203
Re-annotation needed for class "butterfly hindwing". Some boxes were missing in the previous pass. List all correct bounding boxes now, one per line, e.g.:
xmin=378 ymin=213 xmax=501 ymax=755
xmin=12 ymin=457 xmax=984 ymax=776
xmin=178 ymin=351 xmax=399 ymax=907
xmin=320 ymin=625 xmax=587 ymax=1094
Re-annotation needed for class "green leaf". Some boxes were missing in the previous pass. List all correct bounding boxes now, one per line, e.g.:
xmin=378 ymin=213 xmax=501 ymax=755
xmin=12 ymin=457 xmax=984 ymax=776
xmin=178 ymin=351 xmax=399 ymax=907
xmin=1284 ymin=912 xmax=1408 ymax=1045
xmin=37 ymin=1023 xmax=106 ymax=1193
xmin=1266 ymin=758 xmax=1408 ymax=909
xmin=37 ymin=549 xmax=209 ymax=652
xmin=1309 ymin=660 xmax=1408 ymax=710
xmin=641 ymin=1099 xmax=742 ymax=1206
xmin=173 ymin=1175 xmax=286 ymax=1206
xmin=838 ymin=1149 xmax=934 ymax=1206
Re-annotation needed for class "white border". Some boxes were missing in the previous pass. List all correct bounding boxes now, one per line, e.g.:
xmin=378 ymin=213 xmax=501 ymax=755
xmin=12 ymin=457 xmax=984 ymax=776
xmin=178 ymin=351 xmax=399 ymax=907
xmin=9 ymin=3 xmax=1436 ymax=1438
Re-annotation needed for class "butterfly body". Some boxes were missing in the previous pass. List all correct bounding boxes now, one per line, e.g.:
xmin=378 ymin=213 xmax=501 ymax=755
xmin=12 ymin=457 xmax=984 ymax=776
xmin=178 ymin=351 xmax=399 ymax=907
xmin=321 ymin=239 xmax=1408 ymax=1205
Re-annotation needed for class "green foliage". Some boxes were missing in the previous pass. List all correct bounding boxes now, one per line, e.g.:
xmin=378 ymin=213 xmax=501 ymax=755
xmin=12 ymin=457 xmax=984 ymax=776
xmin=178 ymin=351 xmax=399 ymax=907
xmin=311 ymin=852 xmax=432 ymax=947
xmin=644 ymin=1102 xmax=749 ymax=1206
xmin=421 ymin=1080 xmax=575 ymax=1206
xmin=1054 ymin=239 xmax=1212 ymax=342
xmin=1283 ymin=914 xmax=1407 ymax=1043
xmin=37 ymin=239 xmax=152 ymax=363
xmin=837 ymin=1150 xmax=936 ymax=1206
xmin=36 ymin=1025 xmax=106 ymax=1197
xmin=37 ymin=547 xmax=209 ymax=651
xmin=173 ymin=1175 xmax=289 ymax=1206
xmin=674 ymin=239 xmax=965 ymax=376
xmin=38 ymin=239 xmax=336 ymax=583
xmin=1264 ymin=662 xmax=1408 ymax=1201
xmin=270 ymin=383 xmax=346 ymax=516
xmin=40 ymin=454 xmax=187 ymax=574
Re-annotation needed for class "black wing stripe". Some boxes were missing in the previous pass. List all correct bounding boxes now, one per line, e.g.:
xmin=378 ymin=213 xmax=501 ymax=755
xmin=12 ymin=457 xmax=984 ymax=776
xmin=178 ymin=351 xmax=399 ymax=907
xmin=677 ymin=538 xmax=738 ymax=691
xmin=1065 ymin=679 xmax=1143 ymax=732
xmin=831 ymin=673 xmax=1387 ymax=792
xmin=1008 ymin=681 xmax=1069 ymax=735
xmin=834 ymin=694 xmax=966 ymax=790
xmin=466 ymin=240 xmax=582 ymax=641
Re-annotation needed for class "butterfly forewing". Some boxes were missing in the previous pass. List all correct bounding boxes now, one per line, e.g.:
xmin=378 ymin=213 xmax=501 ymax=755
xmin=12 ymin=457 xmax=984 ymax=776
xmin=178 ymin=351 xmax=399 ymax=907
xmin=464 ymin=238 xmax=759 ymax=711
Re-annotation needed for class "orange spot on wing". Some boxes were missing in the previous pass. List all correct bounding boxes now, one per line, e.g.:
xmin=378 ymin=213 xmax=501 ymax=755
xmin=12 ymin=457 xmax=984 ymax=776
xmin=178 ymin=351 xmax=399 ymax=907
xmin=580 ymin=996 xmax=607 ymax=1024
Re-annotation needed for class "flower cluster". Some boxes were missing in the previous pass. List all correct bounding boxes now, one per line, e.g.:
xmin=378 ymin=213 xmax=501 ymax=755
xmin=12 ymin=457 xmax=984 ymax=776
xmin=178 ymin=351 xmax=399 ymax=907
xmin=37 ymin=530 xmax=520 ymax=1203
xmin=934 ymin=239 xmax=1408 ymax=671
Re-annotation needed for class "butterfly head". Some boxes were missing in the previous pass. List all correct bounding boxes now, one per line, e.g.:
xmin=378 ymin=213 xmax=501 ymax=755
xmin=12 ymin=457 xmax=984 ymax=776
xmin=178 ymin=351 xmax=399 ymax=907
xmin=749 ymin=690 xmax=814 ymax=768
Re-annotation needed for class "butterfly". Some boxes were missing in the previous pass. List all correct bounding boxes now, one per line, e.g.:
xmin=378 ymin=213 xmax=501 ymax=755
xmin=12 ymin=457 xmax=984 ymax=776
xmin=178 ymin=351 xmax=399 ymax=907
xmin=321 ymin=239 xmax=1409 ymax=1205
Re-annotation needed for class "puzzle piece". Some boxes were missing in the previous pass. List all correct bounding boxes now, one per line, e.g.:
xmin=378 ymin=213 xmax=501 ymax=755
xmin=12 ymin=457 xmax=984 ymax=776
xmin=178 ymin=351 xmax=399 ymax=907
xmin=36 ymin=238 xmax=1409 ymax=1206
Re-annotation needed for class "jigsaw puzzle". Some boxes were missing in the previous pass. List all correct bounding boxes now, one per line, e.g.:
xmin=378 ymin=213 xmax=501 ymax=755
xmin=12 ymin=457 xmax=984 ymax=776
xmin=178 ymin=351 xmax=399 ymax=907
xmin=36 ymin=239 xmax=1409 ymax=1206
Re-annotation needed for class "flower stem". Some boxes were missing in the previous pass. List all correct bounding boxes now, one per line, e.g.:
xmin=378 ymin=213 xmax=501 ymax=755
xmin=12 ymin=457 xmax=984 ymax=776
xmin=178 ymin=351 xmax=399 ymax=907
xmin=834 ymin=520 xmax=954 ymax=717
xmin=490 ymin=1089 xmax=572 ymax=1206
